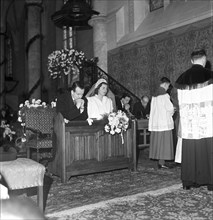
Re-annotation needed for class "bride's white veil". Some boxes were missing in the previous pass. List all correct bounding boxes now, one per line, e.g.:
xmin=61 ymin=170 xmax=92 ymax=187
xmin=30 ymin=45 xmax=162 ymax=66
xmin=85 ymin=78 xmax=117 ymax=111
xmin=85 ymin=78 xmax=107 ymax=97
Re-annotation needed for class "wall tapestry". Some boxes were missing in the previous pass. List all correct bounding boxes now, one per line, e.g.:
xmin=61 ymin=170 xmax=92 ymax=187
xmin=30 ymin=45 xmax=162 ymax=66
xmin=108 ymin=21 xmax=213 ymax=99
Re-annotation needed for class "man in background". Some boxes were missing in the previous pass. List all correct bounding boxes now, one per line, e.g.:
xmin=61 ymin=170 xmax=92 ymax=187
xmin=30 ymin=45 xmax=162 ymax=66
xmin=116 ymin=93 xmax=132 ymax=115
xmin=133 ymin=95 xmax=151 ymax=119
xmin=56 ymin=81 xmax=88 ymax=121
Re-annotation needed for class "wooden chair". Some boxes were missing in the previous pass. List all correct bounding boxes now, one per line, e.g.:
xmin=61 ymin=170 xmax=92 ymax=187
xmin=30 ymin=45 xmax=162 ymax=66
xmin=24 ymin=108 xmax=56 ymax=163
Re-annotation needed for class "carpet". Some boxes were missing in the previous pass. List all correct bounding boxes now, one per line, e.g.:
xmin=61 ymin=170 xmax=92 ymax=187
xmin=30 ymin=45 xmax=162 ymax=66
xmin=46 ymin=184 xmax=213 ymax=220
xmin=44 ymin=157 xmax=181 ymax=215
xmin=43 ymin=150 xmax=212 ymax=219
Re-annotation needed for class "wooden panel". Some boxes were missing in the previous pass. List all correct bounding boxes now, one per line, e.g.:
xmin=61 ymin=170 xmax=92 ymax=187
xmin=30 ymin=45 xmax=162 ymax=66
xmin=50 ymin=113 xmax=137 ymax=183
xmin=137 ymin=119 xmax=150 ymax=148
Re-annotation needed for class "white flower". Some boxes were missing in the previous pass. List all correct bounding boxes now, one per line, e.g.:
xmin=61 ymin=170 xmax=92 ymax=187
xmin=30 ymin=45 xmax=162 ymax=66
xmin=35 ymin=99 xmax=41 ymax=105
xmin=21 ymin=137 xmax=26 ymax=142
xmin=87 ymin=118 xmax=93 ymax=126
xmin=110 ymin=130 xmax=115 ymax=135
xmin=25 ymin=100 xmax=30 ymax=105
xmin=51 ymin=101 xmax=56 ymax=108
xmin=42 ymin=102 xmax=46 ymax=107
xmin=104 ymin=125 xmax=110 ymax=132
xmin=64 ymin=119 xmax=69 ymax=123
xmin=115 ymin=128 xmax=121 ymax=133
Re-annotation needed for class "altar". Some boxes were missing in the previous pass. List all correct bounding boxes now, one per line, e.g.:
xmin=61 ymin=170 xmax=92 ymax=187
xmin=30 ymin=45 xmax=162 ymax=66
xmin=49 ymin=113 xmax=137 ymax=183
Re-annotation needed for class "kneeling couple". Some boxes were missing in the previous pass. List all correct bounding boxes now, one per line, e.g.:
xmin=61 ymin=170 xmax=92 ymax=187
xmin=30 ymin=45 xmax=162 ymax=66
xmin=56 ymin=79 xmax=115 ymax=121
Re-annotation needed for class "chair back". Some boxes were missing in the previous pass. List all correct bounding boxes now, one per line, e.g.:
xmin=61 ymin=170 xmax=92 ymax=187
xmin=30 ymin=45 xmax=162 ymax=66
xmin=25 ymin=108 xmax=56 ymax=134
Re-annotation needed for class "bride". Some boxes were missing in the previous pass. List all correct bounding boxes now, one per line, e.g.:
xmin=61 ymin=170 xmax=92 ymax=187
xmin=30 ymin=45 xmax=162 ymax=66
xmin=86 ymin=79 xmax=114 ymax=119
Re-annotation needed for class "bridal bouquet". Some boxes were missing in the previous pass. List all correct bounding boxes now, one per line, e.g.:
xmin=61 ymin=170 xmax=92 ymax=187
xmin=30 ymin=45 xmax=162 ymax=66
xmin=48 ymin=48 xmax=85 ymax=79
xmin=104 ymin=111 xmax=129 ymax=143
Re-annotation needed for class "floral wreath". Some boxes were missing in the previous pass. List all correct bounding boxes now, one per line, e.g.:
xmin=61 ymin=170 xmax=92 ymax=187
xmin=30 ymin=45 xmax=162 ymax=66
xmin=47 ymin=48 xmax=85 ymax=79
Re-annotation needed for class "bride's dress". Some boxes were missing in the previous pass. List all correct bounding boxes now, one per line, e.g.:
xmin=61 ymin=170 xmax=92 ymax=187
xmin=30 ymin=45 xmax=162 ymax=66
xmin=86 ymin=79 xmax=114 ymax=119
xmin=87 ymin=95 xmax=113 ymax=119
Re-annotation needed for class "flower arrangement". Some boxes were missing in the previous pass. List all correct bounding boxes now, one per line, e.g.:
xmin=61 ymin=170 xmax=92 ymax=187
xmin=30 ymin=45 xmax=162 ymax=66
xmin=0 ymin=107 xmax=23 ymax=154
xmin=0 ymin=121 xmax=16 ymax=152
xmin=47 ymin=48 xmax=85 ymax=79
xmin=104 ymin=111 xmax=129 ymax=144
xmin=0 ymin=121 xmax=16 ymax=142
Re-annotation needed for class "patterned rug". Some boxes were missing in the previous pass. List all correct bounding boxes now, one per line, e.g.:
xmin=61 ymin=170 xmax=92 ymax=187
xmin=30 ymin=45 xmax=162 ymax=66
xmin=46 ymin=185 xmax=213 ymax=220
xmin=44 ymin=150 xmax=212 ymax=219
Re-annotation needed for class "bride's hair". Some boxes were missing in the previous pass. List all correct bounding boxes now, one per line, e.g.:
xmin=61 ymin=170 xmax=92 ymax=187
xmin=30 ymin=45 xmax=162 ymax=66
xmin=94 ymin=82 xmax=108 ymax=95
xmin=86 ymin=78 xmax=108 ymax=97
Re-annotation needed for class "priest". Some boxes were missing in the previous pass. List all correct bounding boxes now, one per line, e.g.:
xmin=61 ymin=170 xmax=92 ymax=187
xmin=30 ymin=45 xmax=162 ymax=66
xmin=175 ymin=49 xmax=213 ymax=191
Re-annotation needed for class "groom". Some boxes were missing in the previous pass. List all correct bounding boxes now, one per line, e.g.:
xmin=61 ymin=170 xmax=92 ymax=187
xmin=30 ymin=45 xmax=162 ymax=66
xmin=56 ymin=81 xmax=88 ymax=121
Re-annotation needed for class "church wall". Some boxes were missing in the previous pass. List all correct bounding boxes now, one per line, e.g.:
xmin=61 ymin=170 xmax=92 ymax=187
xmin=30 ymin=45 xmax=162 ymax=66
xmin=106 ymin=0 xmax=213 ymax=97
xmin=108 ymin=19 xmax=213 ymax=98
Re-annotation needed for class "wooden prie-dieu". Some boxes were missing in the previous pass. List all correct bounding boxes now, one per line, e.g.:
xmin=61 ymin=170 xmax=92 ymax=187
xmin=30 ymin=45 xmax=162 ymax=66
xmin=49 ymin=113 xmax=137 ymax=183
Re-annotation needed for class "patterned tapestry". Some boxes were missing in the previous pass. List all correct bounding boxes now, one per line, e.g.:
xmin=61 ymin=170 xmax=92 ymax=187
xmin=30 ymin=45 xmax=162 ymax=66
xmin=108 ymin=21 xmax=213 ymax=98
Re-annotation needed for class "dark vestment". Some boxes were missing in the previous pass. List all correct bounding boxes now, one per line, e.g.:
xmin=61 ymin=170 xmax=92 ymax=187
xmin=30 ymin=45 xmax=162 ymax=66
xmin=175 ymin=64 xmax=213 ymax=189
xmin=132 ymin=101 xmax=150 ymax=119
xmin=175 ymin=64 xmax=212 ymax=89
xmin=56 ymin=90 xmax=88 ymax=121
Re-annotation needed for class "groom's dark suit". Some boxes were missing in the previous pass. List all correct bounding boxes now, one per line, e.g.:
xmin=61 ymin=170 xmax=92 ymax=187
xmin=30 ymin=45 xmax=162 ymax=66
xmin=56 ymin=90 xmax=88 ymax=121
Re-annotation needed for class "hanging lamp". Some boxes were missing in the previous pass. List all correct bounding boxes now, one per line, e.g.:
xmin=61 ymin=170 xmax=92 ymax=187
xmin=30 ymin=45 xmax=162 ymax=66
xmin=51 ymin=0 xmax=99 ymax=29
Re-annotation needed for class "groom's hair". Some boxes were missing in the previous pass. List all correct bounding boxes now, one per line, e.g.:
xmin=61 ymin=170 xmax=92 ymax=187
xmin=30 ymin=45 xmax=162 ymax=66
xmin=160 ymin=77 xmax=170 ymax=84
xmin=71 ymin=81 xmax=85 ymax=92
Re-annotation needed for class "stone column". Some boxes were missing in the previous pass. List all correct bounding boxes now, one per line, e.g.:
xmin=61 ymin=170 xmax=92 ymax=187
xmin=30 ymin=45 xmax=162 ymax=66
xmin=0 ymin=0 xmax=5 ymax=109
xmin=89 ymin=15 xmax=108 ymax=73
xmin=25 ymin=0 xmax=43 ymax=100
xmin=0 ymin=33 xmax=5 ymax=109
